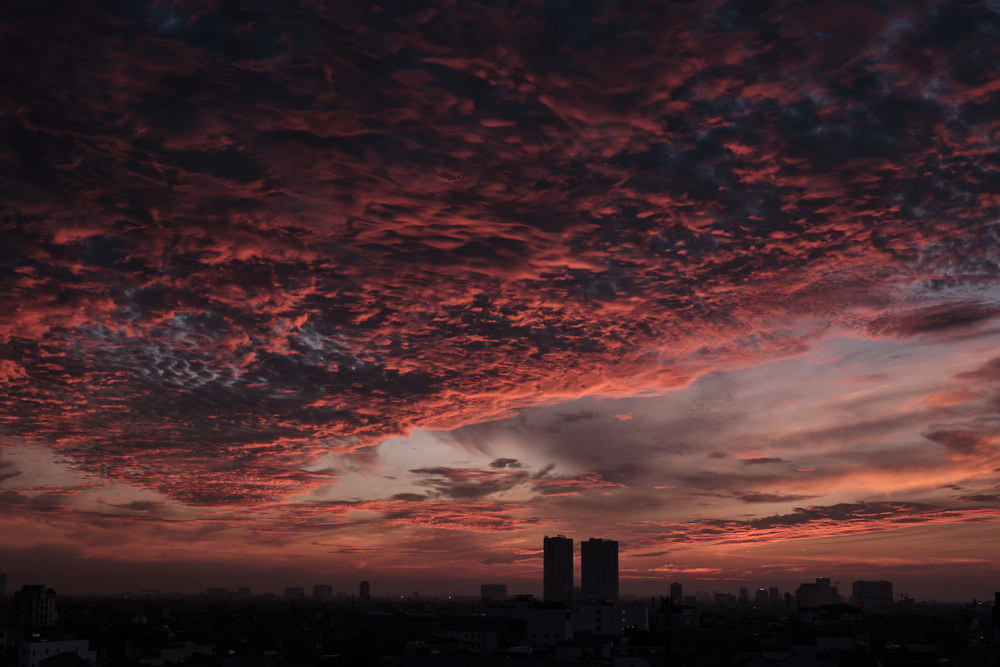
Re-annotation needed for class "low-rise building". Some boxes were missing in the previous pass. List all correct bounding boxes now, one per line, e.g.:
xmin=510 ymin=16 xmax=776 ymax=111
xmin=18 ymin=640 xmax=95 ymax=667
xmin=573 ymin=602 xmax=648 ymax=636
xmin=484 ymin=596 xmax=572 ymax=648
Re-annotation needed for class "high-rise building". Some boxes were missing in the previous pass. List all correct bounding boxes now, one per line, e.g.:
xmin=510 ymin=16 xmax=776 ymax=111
xmin=993 ymin=592 xmax=1000 ymax=645
xmin=481 ymin=583 xmax=508 ymax=602
xmin=795 ymin=577 xmax=834 ymax=608
xmin=13 ymin=585 xmax=57 ymax=627
xmin=543 ymin=535 xmax=574 ymax=603
xmin=359 ymin=580 xmax=371 ymax=601
xmin=0 ymin=567 xmax=7 ymax=597
xmin=851 ymin=580 xmax=893 ymax=609
xmin=313 ymin=584 xmax=333 ymax=600
xmin=815 ymin=577 xmax=832 ymax=605
xmin=669 ymin=582 xmax=682 ymax=603
xmin=581 ymin=538 xmax=618 ymax=601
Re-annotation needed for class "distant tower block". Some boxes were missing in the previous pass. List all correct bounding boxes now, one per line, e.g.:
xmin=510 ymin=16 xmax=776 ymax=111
xmin=543 ymin=535 xmax=574 ymax=603
xmin=359 ymin=580 xmax=371 ymax=601
xmin=13 ymin=585 xmax=57 ymax=627
xmin=993 ymin=592 xmax=999 ymax=644
xmin=669 ymin=582 xmax=682 ymax=603
xmin=851 ymin=580 xmax=894 ymax=609
xmin=481 ymin=583 xmax=508 ymax=602
xmin=581 ymin=538 xmax=619 ymax=602
xmin=0 ymin=568 xmax=7 ymax=597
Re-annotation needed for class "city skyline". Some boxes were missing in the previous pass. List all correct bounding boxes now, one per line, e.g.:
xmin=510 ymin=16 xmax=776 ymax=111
xmin=0 ymin=570 xmax=904 ymax=606
xmin=0 ymin=571 xmax=927 ymax=613
xmin=2 ymin=1 xmax=1000 ymax=602
xmin=0 ymin=542 xmax=982 ymax=604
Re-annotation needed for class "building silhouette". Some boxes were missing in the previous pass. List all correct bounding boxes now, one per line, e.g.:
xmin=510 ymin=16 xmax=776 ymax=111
xmin=13 ymin=585 xmax=57 ymax=627
xmin=543 ymin=535 xmax=574 ymax=603
xmin=994 ymin=592 xmax=1000 ymax=647
xmin=18 ymin=639 xmax=95 ymax=667
xmin=795 ymin=577 xmax=837 ymax=607
xmin=851 ymin=580 xmax=893 ymax=609
xmin=359 ymin=580 xmax=371 ymax=601
xmin=581 ymin=538 xmax=618 ymax=601
xmin=480 ymin=583 xmax=507 ymax=602
xmin=669 ymin=582 xmax=682 ymax=604
xmin=0 ymin=567 xmax=6 ymax=597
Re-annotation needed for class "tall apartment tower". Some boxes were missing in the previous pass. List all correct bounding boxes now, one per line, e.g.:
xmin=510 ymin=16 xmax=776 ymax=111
xmin=0 ymin=567 xmax=7 ymax=597
xmin=480 ymin=583 xmax=508 ymax=602
xmin=13 ymin=585 xmax=57 ymax=627
xmin=669 ymin=582 xmax=682 ymax=603
xmin=852 ymin=580 xmax=893 ymax=609
xmin=543 ymin=535 xmax=574 ymax=603
xmin=359 ymin=581 xmax=371 ymax=601
xmin=581 ymin=538 xmax=619 ymax=601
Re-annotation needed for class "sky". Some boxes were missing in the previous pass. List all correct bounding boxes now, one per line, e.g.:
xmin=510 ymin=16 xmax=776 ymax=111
xmin=2 ymin=0 xmax=1000 ymax=602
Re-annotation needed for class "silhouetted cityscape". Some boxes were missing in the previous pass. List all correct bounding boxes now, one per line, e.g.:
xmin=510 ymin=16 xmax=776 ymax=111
xmin=2 ymin=539 xmax=999 ymax=666
xmin=6 ymin=3 xmax=1000 ymax=666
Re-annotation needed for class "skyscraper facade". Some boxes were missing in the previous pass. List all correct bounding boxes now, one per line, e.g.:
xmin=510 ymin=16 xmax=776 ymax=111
xmin=480 ymin=583 xmax=508 ymax=602
xmin=852 ymin=580 xmax=893 ymax=609
xmin=581 ymin=538 xmax=618 ymax=601
xmin=669 ymin=582 xmax=682 ymax=603
xmin=543 ymin=535 xmax=574 ymax=603
xmin=13 ymin=585 xmax=57 ymax=627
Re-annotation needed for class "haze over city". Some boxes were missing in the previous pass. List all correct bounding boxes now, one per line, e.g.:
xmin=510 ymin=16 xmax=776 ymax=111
xmin=2 ymin=0 xmax=1000 ymax=603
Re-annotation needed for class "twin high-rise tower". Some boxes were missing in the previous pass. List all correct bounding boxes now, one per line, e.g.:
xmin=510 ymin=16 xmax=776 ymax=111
xmin=543 ymin=535 xmax=574 ymax=603
xmin=581 ymin=538 xmax=619 ymax=601
xmin=543 ymin=535 xmax=619 ymax=602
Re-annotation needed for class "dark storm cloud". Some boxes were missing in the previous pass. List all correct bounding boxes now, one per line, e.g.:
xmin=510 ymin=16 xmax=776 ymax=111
xmin=868 ymin=303 xmax=1000 ymax=338
xmin=741 ymin=457 xmax=787 ymax=465
xmin=489 ymin=458 xmax=525 ymax=469
xmin=958 ymin=494 xmax=1000 ymax=503
xmin=628 ymin=500 xmax=1000 ymax=550
xmin=0 ymin=459 xmax=21 ymax=484
xmin=954 ymin=357 xmax=1000 ymax=382
xmin=409 ymin=465 xmax=527 ymax=500
xmin=925 ymin=430 xmax=992 ymax=455
xmin=4 ymin=0 xmax=1000 ymax=509
xmin=734 ymin=492 xmax=819 ymax=504
xmin=407 ymin=463 xmax=623 ymax=500
xmin=0 ymin=488 xmax=179 ymax=525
